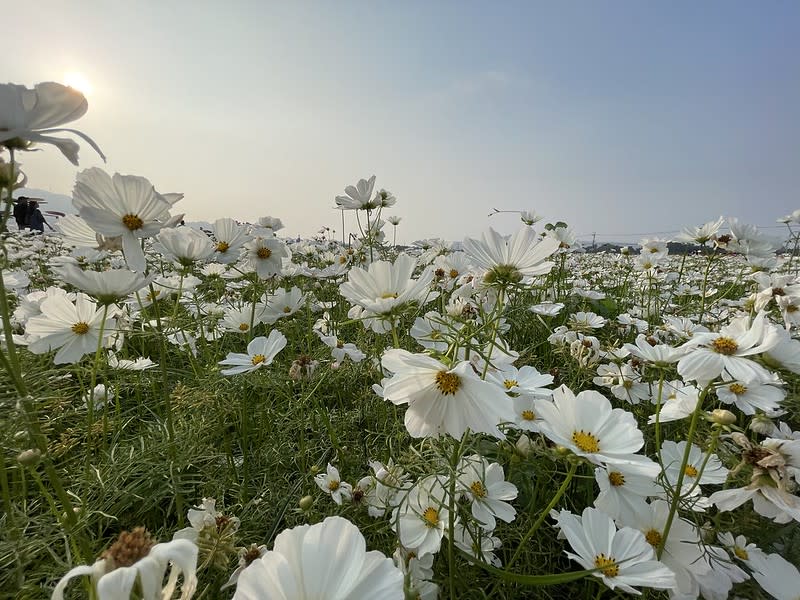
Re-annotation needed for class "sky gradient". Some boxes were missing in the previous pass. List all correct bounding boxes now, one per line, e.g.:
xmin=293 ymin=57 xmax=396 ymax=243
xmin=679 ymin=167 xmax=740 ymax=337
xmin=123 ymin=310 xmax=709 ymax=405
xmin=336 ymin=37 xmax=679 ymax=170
xmin=7 ymin=1 xmax=800 ymax=244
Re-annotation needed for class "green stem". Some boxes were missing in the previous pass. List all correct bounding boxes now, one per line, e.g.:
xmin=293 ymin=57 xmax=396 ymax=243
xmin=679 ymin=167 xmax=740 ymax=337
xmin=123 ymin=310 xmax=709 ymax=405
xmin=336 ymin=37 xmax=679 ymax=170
xmin=506 ymin=461 xmax=578 ymax=571
xmin=657 ymin=383 xmax=711 ymax=558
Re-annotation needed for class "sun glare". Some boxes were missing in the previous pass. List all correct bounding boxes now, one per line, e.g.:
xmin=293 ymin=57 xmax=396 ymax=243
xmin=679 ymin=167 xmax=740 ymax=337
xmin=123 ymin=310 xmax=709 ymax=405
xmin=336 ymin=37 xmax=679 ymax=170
xmin=63 ymin=71 xmax=92 ymax=96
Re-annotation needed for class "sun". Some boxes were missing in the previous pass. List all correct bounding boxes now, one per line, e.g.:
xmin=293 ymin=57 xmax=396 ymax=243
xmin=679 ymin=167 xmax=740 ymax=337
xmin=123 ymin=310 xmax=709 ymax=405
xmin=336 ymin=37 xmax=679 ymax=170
xmin=63 ymin=72 xmax=93 ymax=96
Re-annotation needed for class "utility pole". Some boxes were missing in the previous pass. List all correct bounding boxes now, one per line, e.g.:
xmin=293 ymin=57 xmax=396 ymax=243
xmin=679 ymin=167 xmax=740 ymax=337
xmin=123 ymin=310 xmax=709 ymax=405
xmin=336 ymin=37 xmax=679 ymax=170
xmin=592 ymin=232 xmax=597 ymax=249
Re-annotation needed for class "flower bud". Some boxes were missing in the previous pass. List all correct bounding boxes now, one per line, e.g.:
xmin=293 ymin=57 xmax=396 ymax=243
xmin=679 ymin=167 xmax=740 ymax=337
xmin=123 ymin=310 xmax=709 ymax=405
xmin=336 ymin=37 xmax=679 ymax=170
xmin=748 ymin=414 xmax=775 ymax=436
xmin=708 ymin=409 xmax=736 ymax=426
xmin=17 ymin=448 xmax=42 ymax=467
xmin=298 ymin=495 xmax=314 ymax=511
xmin=514 ymin=434 xmax=534 ymax=458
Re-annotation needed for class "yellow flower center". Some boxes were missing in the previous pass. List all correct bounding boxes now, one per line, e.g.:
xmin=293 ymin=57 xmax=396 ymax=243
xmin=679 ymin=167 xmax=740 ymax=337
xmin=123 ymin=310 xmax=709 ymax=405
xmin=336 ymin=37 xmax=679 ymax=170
xmin=435 ymin=371 xmax=461 ymax=396
xmin=622 ymin=379 xmax=633 ymax=390
xmin=683 ymin=464 xmax=699 ymax=478
xmin=645 ymin=529 xmax=662 ymax=547
xmin=122 ymin=214 xmax=144 ymax=231
xmin=422 ymin=507 xmax=439 ymax=527
xmin=711 ymin=337 xmax=738 ymax=355
xmin=593 ymin=553 xmax=619 ymax=577
xmin=146 ymin=289 xmax=161 ymax=302
xmin=469 ymin=481 xmax=487 ymax=498
xmin=380 ymin=292 xmax=399 ymax=299
xmin=521 ymin=409 xmax=536 ymax=421
xmin=216 ymin=241 xmax=230 ymax=252
xmin=449 ymin=269 xmax=459 ymax=279
xmin=282 ymin=306 xmax=291 ymax=313
xmin=733 ymin=546 xmax=748 ymax=560
xmin=238 ymin=323 xmax=250 ymax=331
xmin=608 ymin=472 xmax=625 ymax=487
xmin=251 ymin=354 xmax=266 ymax=366
xmin=503 ymin=379 xmax=518 ymax=390
xmin=328 ymin=480 xmax=340 ymax=491
xmin=71 ymin=322 xmax=90 ymax=335
xmin=729 ymin=383 xmax=748 ymax=395
xmin=256 ymin=247 xmax=272 ymax=259
xmin=572 ymin=430 xmax=600 ymax=453
xmin=787 ymin=304 xmax=798 ymax=313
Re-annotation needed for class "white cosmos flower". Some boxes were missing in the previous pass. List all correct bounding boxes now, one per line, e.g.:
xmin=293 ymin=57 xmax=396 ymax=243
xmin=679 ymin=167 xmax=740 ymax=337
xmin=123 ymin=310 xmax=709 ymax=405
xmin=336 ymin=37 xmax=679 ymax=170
xmin=244 ymin=236 xmax=291 ymax=279
xmin=52 ymin=529 xmax=197 ymax=600
xmin=25 ymin=292 xmax=116 ymax=364
xmin=462 ymin=226 xmax=560 ymax=285
xmin=393 ymin=475 xmax=450 ymax=556
xmin=211 ymin=218 xmax=251 ymax=264
xmin=658 ymin=440 xmax=728 ymax=505
xmin=316 ymin=331 xmax=366 ymax=364
xmin=529 ymin=301 xmax=565 ymax=316
xmin=59 ymin=264 xmax=151 ymax=304
xmin=73 ymin=168 xmax=174 ymax=272
xmin=624 ymin=334 xmax=686 ymax=366
xmin=234 ymin=516 xmax=403 ymax=600
xmin=334 ymin=175 xmax=377 ymax=210
xmin=156 ymin=227 xmax=215 ymax=266
xmin=593 ymin=459 xmax=662 ymax=524
xmin=678 ymin=310 xmax=781 ymax=385
xmin=716 ymin=377 xmax=785 ymax=415
xmin=488 ymin=364 xmax=553 ymax=397
xmin=314 ymin=463 xmax=353 ymax=505
xmin=647 ymin=380 xmax=700 ymax=425
xmin=381 ymin=349 xmax=515 ymax=440
xmin=0 ymin=82 xmax=105 ymax=165
xmin=626 ymin=500 xmax=710 ymax=599
xmin=554 ymin=507 xmax=676 ymax=595
xmin=340 ymin=253 xmax=435 ymax=316
xmin=534 ymin=385 xmax=644 ymax=465
xmin=746 ymin=552 xmax=800 ymax=600
xmin=218 ymin=330 xmax=287 ymax=375
xmin=452 ymin=522 xmax=503 ymax=566
xmin=107 ymin=351 xmax=157 ymax=371
xmin=457 ymin=454 xmax=517 ymax=531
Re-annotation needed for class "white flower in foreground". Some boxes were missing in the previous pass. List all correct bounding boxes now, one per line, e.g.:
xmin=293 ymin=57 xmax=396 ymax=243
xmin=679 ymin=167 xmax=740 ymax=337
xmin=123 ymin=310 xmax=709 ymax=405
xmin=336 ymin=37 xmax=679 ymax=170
xmin=0 ymin=82 xmax=105 ymax=165
xmin=52 ymin=528 xmax=197 ymax=600
xmin=315 ymin=463 xmax=353 ymax=505
xmin=626 ymin=500 xmax=710 ymax=599
xmin=60 ymin=264 xmax=151 ymax=304
xmin=534 ymin=385 xmax=644 ymax=465
xmin=746 ymin=552 xmax=800 ymax=600
xmin=234 ymin=516 xmax=403 ymax=600
xmin=457 ymin=454 xmax=517 ymax=531
xmin=340 ymin=253 xmax=435 ymax=317
xmin=593 ymin=459 xmax=662 ymax=524
xmin=463 ymin=226 xmax=560 ymax=285
xmin=554 ymin=507 xmax=675 ymax=595
xmin=73 ymin=168 xmax=174 ymax=272
xmin=156 ymin=227 xmax=215 ymax=266
xmin=25 ymin=292 xmax=116 ymax=364
xmin=218 ymin=330 xmax=287 ymax=375
xmin=393 ymin=475 xmax=450 ymax=556
xmin=381 ymin=349 xmax=515 ymax=439
xmin=677 ymin=311 xmax=780 ymax=384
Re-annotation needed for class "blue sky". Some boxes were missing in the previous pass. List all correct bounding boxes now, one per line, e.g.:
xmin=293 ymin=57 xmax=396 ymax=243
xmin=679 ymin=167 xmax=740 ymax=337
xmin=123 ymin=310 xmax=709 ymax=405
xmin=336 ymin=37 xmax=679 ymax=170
xmin=7 ymin=1 xmax=800 ymax=243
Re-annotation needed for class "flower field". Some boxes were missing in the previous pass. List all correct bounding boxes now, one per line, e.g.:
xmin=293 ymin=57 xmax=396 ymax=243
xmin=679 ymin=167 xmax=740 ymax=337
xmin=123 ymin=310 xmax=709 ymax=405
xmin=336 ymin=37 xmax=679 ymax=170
xmin=2 ymin=83 xmax=800 ymax=599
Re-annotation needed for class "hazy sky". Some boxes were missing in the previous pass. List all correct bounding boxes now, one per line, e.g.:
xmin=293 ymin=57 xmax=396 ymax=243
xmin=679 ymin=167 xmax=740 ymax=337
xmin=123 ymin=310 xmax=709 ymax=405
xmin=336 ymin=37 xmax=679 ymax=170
xmin=7 ymin=1 xmax=800 ymax=243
